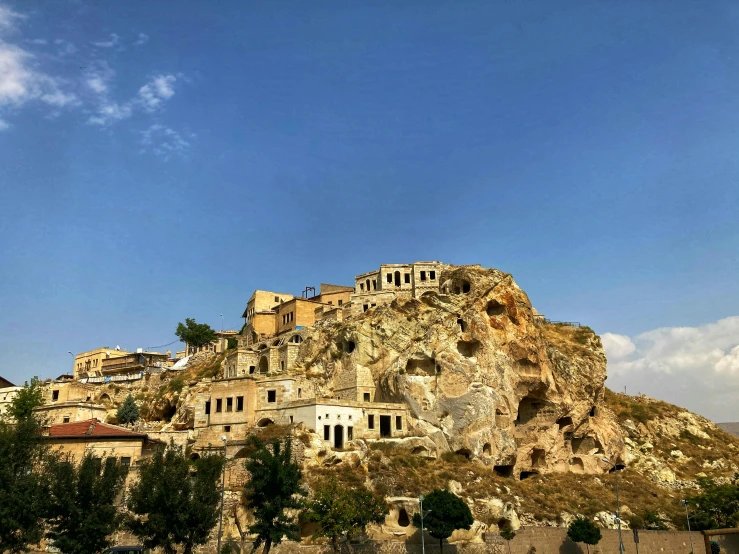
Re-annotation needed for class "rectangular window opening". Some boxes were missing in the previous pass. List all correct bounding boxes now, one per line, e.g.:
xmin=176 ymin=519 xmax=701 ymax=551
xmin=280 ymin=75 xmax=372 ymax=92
xmin=63 ymin=416 xmax=70 ymax=423
xmin=338 ymin=299 xmax=343 ymax=306
xmin=216 ymin=399 xmax=222 ymax=413
xmin=236 ymin=396 xmax=244 ymax=411
xmin=368 ymin=414 xmax=375 ymax=429
xmin=396 ymin=415 xmax=403 ymax=430
xmin=267 ymin=390 xmax=276 ymax=403
xmin=289 ymin=415 xmax=294 ymax=423
xmin=420 ymin=271 xmax=426 ymax=281
xmin=205 ymin=401 xmax=211 ymax=415
xmin=224 ymin=425 xmax=231 ymax=432
xmin=430 ymin=270 xmax=436 ymax=280
xmin=348 ymin=426 xmax=353 ymax=440
xmin=324 ymin=425 xmax=330 ymax=440
xmin=363 ymin=392 xmax=371 ymax=402
xmin=387 ymin=274 xmax=392 ymax=283
xmin=404 ymin=273 xmax=410 ymax=283
xmin=120 ymin=456 xmax=131 ymax=467
xmin=226 ymin=398 xmax=233 ymax=412
xmin=52 ymin=390 xmax=59 ymax=401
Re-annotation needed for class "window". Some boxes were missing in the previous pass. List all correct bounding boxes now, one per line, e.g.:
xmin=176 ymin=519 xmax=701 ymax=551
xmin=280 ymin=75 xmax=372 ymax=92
xmin=224 ymin=425 xmax=231 ymax=432
xmin=120 ymin=456 xmax=131 ymax=467
xmin=328 ymin=301 xmax=333 ymax=305
xmin=348 ymin=415 xmax=352 ymax=420
xmin=430 ymin=270 xmax=436 ymax=280
xmin=338 ymin=299 xmax=343 ymax=306
xmin=267 ymin=390 xmax=276 ymax=403
xmin=396 ymin=416 xmax=403 ymax=430
xmin=274 ymin=296 xmax=279 ymax=302
xmin=368 ymin=415 xmax=375 ymax=429
xmin=52 ymin=390 xmax=59 ymax=401
xmin=360 ymin=283 xmax=364 ymax=291
xmin=298 ymin=388 xmax=302 ymax=399
xmin=280 ymin=361 xmax=285 ymax=371
xmin=420 ymin=271 xmax=426 ymax=281
xmin=372 ymin=280 xmax=377 ymax=290
xmin=363 ymin=304 xmax=368 ymax=312
xmin=289 ymin=415 xmax=294 ymax=423
xmin=63 ymin=416 xmax=70 ymax=423
xmin=216 ymin=399 xmax=222 ymax=413
xmin=325 ymin=414 xmax=330 ymax=419
xmin=405 ymin=273 xmax=411 ymax=283
xmin=324 ymin=425 xmax=330 ymax=440
xmin=348 ymin=427 xmax=353 ymax=440
xmin=236 ymin=396 xmax=244 ymax=411
xmin=226 ymin=398 xmax=233 ymax=412
xmin=205 ymin=401 xmax=211 ymax=415
xmin=364 ymin=392 xmax=371 ymax=402
xmin=387 ymin=273 xmax=392 ymax=283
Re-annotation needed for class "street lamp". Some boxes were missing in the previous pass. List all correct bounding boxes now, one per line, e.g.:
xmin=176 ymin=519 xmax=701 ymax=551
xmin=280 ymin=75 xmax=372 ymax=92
xmin=418 ymin=495 xmax=431 ymax=554
xmin=217 ymin=436 xmax=227 ymax=554
xmin=602 ymin=458 xmax=626 ymax=553
xmin=680 ymin=499 xmax=694 ymax=554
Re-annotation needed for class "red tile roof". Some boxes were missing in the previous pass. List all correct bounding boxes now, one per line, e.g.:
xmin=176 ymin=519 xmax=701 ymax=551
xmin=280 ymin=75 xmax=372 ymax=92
xmin=48 ymin=418 xmax=147 ymax=438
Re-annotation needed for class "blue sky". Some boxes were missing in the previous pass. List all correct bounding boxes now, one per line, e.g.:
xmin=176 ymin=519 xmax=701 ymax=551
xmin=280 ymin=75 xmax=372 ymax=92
xmin=1 ymin=1 xmax=738 ymax=421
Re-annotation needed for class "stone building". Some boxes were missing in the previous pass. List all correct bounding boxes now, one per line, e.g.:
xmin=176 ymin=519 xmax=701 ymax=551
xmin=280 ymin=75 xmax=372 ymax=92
xmin=177 ymin=329 xmax=240 ymax=358
xmin=0 ymin=376 xmax=20 ymax=419
xmin=72 ymin=347 xmax=131 ymax=379
xmin=44 ymin=418 xmax=158 ymax=467
xmin=350 ymin=261 xmax=443 ymax=315
xmin=34 ymin=380 xmax=107 ymax=425
xmin=100 ymin=350 xmax=170 ymax=376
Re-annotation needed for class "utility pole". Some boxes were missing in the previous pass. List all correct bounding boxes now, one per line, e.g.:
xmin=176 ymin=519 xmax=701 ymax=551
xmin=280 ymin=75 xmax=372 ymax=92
xmin=681 ymin=499 xmax=694 ymax=554
xmin=217 ymin=436 xmax=227 ymax=554
xmin=419 ymin=495 xmax=426 ymax=554
xmin=603 ymin=458 xmax=625 ymax=553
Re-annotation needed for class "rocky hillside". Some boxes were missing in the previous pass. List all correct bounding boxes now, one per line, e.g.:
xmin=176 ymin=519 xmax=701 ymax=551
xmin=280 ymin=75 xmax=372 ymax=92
xmin=81 ymin=264 xmax=738 ymax=534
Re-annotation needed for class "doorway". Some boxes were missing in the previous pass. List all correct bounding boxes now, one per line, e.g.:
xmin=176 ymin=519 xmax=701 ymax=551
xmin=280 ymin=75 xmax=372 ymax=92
xmin=334 ymin=425 xmax=344 ymax=449
xmin=380 ymin=415 xmax=392 ymax=438
xmin=394 ymin=271 xmax=401 ymax=287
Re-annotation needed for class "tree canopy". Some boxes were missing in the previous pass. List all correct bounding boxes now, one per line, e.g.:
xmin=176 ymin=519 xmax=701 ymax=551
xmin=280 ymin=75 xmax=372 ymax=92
xmin=117 ymin=394 xmax=140 ymax=425
xmin=566 ymin=517 xmax=602 ymax=554
xmin=127 ymin=444 xmax=225 ymax=554
xmin=46 ymin=454 xmax=128 ymax=554
xmin=304 ymin=479 xmax=388 ymax=551
xmin=175 ymin=318 xmax=217 ymax=350
xmin=242 ymin=435 xmax=303 ymax=554
xmin=0 ymin=416 xmax=52 ymax=553
xmin=5 ymin=376 xmax=45 ymax=421
xmin=412 ymin=489 xmax=473 ymax=553
xmin=687 ymin=475 xmax=739 ymax=530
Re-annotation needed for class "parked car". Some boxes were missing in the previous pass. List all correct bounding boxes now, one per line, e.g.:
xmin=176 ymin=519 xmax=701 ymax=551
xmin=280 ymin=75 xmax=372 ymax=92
xmin=102 ymin=547 xmax=148 ymax=554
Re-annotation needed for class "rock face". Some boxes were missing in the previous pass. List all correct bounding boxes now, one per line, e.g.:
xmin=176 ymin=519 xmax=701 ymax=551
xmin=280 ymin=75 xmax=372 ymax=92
xmin=294 ymin=264 xmax=625 ymax=477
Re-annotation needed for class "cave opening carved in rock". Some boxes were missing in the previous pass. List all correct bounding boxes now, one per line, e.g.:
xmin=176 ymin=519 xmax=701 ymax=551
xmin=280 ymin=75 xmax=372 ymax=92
xmin=406 ymin=355 xmax=437 ymax=375
xmin=532 ymin=448 xmax=546 ymax=468
xmin=343 ymin=340 xmax=356 ymax=353
xmin=486 ymin=299 xmax=506 ymax=317
xmin=570 ymin=457 xmax=585 ymax=473
xmin=515 ymin=397 xmax=556 ymax=426
xmin=397 ymin=508 xmax=410 ymax=527
xmin=494 ymin=465 xmax=514 ymax=477
xmin=457 ymin=340 xmax=480 ymax=358
xmin=482 ymin=443 xmax=492 ymax=456
xmin=457 ymin=318 xmax=467 ymax=332
xmin=455 ymin=448 xmax=472 ymax=460
xmin=572 ymin=436 xmax=603 ymax=455
xmin=519 ymin=470 xmax=538 ymax=480
xmin=556 ymin=416 xmax=573 ymax=430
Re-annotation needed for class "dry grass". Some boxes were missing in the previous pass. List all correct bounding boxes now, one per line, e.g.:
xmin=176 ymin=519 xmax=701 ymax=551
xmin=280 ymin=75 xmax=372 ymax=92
xmin=540 ymin=323 xmax=601 ymax=360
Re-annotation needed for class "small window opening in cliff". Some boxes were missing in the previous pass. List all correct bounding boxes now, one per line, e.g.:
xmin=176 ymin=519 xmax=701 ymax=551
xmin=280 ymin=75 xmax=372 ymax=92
xmin=455 ymin=448 xmax=472 ymax=460
xmin=557 ymin=416 xmax=573 ymax=429
xmin=397 ymin=508 xmax=410 ymax=527
xmin=486 ymin=300 xmax=505 ymax=317
xmin=457 ymin=318 xmax=467 ymax=332
xmin=532 ymin=448 xmax=546 ymax=468
xmin=394 ymin=271 xmax=401 ymax=287
xmin=343 ymin=340 xmax=356 ymax=353
xmin=457 ymin=340 xmax=480 ymax=357
xmin=494 ymin=465 xmax=514 ymax=477
xmin=363 ymin=305 xmax=368 ymax=312
xmin=249 ymin=365 xmax=255 ymax=374
xmin=406 ymin=356 xmax=436 ymax=375
xmin=589 ymin=406 xmax=597 ymax=417
xmin=380 ymin=415 xmax=392 ymax=437
xmin=463 ymin=281 xmax=471 ymax=293
xmin=482 ymin=443 xmax=492 ymax=456
xmin=519 ymin=470 xmax=538 ymax=480
xmin=161 ymin=404 xmax=177 ymax=422
xmin=259 ymin=356 xmax=269 ymax=374
xmin=570 ymin=457 xmax=585 ymax=473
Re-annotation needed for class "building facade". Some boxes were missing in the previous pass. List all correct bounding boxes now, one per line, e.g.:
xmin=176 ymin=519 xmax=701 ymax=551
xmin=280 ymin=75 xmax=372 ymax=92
xmin=350 ymin=261 xmax=443 ymax=315
xmin=72 ymin=347 xmax=131 ymax=379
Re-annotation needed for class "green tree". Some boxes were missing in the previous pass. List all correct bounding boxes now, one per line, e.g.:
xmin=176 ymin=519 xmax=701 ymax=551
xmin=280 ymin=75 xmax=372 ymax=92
xmin=117 ymin=394 xmax=140 ymax=425
xmin=5 ymin=376 xmax=45 ymax=421
xmin=175 ymin=318 xmax=217 ymax=351
xmin=0 ymin=417 xmax=52 ymax=553
xmin=412 ymin=489 xmax=473 ymax=554
xmin=46 ymin=454 xmax=128 ymax=554
xmin=242 ymin=435 xmax=303 ymax=554
xmin=127 ymin=444 xmax=225 ymax=554
xmin=687 ymin=476 xmax=739 ymax=530
xmin=566 ymin=517 xmax=602 ymax=554
xmin=500 ymin=527 xmax=516 ymax=554
xmin=304 ymin=479 xmax=388 ymax=551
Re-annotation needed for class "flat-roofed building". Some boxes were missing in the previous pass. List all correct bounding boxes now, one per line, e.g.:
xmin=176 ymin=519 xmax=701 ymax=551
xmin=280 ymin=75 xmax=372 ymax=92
xmin=72 ymin=347 xmax=131 ymax=379
xmin=350 ymin=261 xmax=443 ymax=315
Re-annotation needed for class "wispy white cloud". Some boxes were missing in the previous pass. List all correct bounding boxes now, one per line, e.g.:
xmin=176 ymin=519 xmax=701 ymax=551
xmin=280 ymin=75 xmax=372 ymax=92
xmin=604 ymin=316 xmax=739 ymax=422
xmin=27 ymin=38 xmax=47 ymax=45
xmin=133 ymin=33 xmax=149 ymax=47
xmin=138 ymin=74 xmax=176 ymax=111
xmin=0 ymin=116 xmax=8 ymax=130
xmin=0 ymin=4 xmax=24 ymax=31
xmin=54 ymin=38 xmax=77 ymax=57
xmin=140 ymin=124 xmax=192 ymax=161
xmin=91 ymin=33 xmax=119 ymax=48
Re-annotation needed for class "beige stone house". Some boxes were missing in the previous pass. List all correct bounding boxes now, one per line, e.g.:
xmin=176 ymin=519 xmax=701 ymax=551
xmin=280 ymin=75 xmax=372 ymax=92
xmin=72 ymin=347 xmax=131 ymax=379
xmin=0 ymin=376 xmax=20 ymax=419
xmin=350 ymin=261 xmax=443 ymax=315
